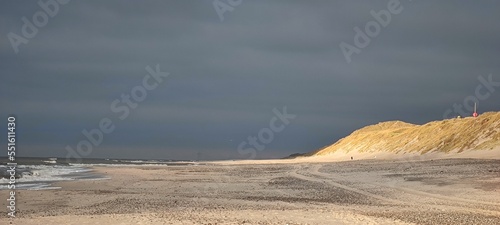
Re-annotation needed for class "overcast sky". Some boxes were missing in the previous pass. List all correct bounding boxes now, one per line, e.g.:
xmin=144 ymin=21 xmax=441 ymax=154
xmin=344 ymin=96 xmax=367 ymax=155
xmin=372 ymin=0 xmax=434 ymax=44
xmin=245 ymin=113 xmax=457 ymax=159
xmin=1 ymin=0 xmax=499 ymax=161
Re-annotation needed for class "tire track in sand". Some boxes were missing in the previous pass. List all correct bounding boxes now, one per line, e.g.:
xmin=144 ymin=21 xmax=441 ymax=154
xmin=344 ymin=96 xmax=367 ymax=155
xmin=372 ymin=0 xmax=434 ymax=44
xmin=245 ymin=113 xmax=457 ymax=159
xmin=289 ymin=164 xmax=404 ymax=205
xmin=298 ymin=164 xmax=500 ymax=217
xmin=308 ymin=164 xmax=500 ymax=208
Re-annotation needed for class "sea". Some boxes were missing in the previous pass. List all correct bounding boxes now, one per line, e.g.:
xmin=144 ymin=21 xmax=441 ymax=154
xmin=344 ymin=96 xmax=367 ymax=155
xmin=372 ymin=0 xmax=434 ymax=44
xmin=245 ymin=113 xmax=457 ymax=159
xmin=0 ymin=157 xmax=198 ymax=190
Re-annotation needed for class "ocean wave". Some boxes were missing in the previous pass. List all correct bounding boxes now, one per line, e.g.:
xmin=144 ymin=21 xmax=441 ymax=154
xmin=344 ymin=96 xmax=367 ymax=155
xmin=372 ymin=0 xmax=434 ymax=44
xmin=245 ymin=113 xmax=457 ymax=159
xmin=0 ymin=164 xmax=107 ymax=190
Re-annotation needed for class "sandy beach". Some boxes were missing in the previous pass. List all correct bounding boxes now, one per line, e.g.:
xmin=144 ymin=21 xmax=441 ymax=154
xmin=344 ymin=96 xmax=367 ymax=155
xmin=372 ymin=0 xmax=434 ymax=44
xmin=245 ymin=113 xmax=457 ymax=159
xmin=2 ymin=158 xmax=500 ymax=225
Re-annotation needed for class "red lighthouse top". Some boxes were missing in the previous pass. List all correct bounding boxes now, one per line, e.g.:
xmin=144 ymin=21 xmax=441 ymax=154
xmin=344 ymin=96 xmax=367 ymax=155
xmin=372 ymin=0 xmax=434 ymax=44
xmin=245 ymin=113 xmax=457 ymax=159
xmin=473 ymin=102 xmax=478 ymax=117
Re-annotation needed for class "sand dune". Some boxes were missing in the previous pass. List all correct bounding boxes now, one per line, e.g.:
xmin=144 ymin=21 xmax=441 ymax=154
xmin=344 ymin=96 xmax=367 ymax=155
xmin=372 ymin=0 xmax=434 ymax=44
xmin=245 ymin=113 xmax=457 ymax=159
xmin=302 ymin=112 xmax=500 ymax=161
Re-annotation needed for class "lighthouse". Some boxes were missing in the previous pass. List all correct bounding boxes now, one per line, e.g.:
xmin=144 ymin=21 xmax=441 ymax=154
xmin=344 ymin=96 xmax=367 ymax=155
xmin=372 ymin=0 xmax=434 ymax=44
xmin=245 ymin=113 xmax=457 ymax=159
xmin=473 ymin=102 xmax=478 ymax=117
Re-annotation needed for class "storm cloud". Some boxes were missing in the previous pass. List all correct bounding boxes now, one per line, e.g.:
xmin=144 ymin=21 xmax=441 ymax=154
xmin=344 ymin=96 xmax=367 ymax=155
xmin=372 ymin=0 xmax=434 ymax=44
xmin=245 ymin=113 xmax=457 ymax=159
xmin=1 ymin=0 xmax=499 ymax=160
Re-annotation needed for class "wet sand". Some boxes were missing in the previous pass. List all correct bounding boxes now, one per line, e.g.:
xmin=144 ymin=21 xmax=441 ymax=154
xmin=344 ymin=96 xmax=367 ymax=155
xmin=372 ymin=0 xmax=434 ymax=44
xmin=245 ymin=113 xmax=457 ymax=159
xmin=2 ymin=158 xmax=500 ymax=225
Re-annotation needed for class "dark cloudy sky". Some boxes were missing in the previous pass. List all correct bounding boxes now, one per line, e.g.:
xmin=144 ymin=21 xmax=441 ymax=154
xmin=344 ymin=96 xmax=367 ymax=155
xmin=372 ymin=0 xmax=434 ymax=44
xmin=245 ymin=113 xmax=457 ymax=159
xmin=1 ymin=0 xmax=499 ymax=160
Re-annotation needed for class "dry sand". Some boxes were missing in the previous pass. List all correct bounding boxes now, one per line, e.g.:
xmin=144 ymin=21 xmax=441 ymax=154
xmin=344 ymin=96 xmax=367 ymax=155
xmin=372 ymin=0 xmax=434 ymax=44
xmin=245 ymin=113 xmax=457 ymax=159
xmin=2 ymin=158 xmax=500 ymax=225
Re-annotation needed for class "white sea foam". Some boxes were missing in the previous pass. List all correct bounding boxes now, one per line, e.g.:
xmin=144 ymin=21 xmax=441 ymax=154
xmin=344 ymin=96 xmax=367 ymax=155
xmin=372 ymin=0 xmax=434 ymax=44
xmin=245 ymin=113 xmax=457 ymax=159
xmin=0 ymin=165 xmax=99 ymax=190
xmin=0 ymin=165 xmax=90 ymax=184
